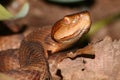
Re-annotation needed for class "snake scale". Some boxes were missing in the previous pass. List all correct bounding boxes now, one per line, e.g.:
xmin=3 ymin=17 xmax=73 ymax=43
xmin=0 ymin=11 xmax=91 ymax=80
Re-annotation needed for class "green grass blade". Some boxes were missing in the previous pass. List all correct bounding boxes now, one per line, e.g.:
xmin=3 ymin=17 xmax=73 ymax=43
xmin=0 ymin=4 xmax=13 ymax=20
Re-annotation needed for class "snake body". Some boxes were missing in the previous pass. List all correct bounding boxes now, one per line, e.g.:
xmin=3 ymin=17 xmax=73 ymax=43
xmin=0 ymin=11 xmax=91 ymax=80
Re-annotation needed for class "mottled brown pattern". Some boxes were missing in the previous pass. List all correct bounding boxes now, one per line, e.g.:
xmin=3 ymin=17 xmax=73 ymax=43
xmin=19 ymin=40 xmax=51 ymax=80
xmin=0 ymin=34 xmax=23 ymax=51
xmin=0 ymin=49 xmax=20 ymax=72
xmin=0 ymin=11 xmax=91 ymax=80
xmin=6 ymin=70 xmax=42 ymax=80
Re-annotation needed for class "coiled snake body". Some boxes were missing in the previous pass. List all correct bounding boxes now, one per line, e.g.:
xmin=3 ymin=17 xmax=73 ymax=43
xmin=0 ymin=11 xmax=91 ymax=80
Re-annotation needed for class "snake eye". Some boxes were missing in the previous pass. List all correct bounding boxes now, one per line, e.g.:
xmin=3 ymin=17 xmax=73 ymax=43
xmin=63 ymin=17 xmax=71 ymax=24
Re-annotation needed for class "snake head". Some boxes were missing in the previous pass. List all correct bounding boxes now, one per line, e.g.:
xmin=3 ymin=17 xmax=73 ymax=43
xmin=51 ymin=11 xmax=91 ymax=44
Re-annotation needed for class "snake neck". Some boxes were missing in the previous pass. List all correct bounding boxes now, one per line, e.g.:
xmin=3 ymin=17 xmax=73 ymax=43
xmin=19 ymin=40 xmax=52 ymax=79
xmin=24 ymin=27 xmax=62 ymax=58
xmin=19 ymin=40 xmax=46 ymax=66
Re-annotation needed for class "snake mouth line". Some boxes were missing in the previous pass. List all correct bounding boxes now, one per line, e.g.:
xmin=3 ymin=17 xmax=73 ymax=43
xmin=57 ymin=27 xmax=86 ymax=43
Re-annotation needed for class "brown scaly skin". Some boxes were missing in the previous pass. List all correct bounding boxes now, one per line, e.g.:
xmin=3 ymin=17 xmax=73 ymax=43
xmin=0 ymin=49 xmax=20 ymax=72
xmin=25 ymin=11 xmax=91 ymax=58
xmin=0 ymin=34 xmax=23 ymax=51
xmin=0 ymin=11 xmax=92 ymax=80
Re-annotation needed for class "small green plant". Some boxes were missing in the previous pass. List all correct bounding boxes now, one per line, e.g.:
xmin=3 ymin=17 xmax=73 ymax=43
xmin=0 ymin=2 xmax=29 ymax=20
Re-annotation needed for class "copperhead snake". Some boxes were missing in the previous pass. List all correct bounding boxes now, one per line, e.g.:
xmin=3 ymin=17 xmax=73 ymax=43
xmin=0 ymin=11 xmax=91 ymax=80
